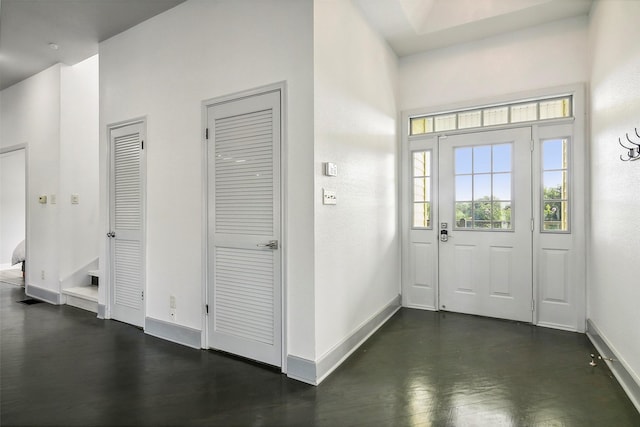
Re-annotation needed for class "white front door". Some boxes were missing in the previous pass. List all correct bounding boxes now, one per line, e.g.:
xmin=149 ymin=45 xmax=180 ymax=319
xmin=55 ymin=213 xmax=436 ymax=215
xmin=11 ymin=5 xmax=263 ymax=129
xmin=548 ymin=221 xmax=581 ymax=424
xmin=206 ymin=90 xmax=282 ymax=367
xmin=438 ymin=127 xmax=533 ymax=322
xmin=109 ymin=121 xmax=145 ymax=328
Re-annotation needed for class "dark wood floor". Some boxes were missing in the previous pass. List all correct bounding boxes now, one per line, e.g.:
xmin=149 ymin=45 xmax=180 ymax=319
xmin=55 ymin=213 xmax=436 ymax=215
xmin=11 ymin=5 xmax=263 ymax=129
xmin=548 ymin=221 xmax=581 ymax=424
xmin=1 ymin=282 xmax=638 ymax=426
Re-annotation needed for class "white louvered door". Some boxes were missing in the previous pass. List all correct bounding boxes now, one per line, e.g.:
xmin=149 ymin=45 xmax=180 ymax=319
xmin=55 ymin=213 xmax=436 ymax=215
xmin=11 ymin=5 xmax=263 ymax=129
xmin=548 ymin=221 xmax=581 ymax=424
xmin=109 ymin=121 xmax=145 ymax=328
xmin=206 ymin=91 xmax=281 ymax=367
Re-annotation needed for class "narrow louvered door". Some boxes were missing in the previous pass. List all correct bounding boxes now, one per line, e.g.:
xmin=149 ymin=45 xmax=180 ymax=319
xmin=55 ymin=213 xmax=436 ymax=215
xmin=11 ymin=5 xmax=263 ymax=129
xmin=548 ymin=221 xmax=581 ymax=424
xmin=207 ymin=91 xmax=281 ymax=367
xmin=109 ymin=121 xmax=145 ymax=328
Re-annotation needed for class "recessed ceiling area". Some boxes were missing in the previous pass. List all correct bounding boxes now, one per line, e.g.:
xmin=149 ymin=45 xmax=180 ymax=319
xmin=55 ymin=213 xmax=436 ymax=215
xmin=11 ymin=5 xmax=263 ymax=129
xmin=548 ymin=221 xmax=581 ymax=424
xmin=354 ymin=0 xmax=594 ymax=57
xmin=0 ymin=0 xmax=187 ymax=90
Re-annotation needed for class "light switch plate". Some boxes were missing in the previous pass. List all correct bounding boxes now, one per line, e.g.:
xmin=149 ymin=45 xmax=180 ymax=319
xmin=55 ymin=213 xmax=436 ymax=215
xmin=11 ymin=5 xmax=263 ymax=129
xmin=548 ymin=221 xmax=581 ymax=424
xmin=38 ymin=195 xmax=47 ymax=204
xmin=324 ymin=162 xmax=338 ymax=177
xmin=323 ymin=188 xmax=337 ymax=205
xmin=71 ymin=194 xmax=79 ymax=204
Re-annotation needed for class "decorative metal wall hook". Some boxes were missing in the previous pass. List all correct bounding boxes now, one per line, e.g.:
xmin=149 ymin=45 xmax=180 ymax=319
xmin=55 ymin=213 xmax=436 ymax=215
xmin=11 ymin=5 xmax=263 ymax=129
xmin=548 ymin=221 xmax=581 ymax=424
xmin=619 ymin=128 xmax=640 ymax=161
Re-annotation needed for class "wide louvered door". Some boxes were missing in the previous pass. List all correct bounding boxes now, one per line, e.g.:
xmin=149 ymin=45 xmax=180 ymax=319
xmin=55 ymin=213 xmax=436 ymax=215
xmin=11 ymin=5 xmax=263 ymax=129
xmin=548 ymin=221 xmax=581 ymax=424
xmin=207 ymin=91 xmax=281 ymax=367
xmin=109 ymin=121 xmax=145 ymax=328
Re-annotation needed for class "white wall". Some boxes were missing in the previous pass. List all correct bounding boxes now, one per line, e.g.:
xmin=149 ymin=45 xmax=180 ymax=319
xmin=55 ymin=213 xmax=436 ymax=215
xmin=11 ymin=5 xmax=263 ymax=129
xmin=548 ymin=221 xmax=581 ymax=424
xmin=399 ymin=16 xmax=589 ymax=111
xmin=0 ymin=57 xmax=100 ymax=296
xmin=1 ymin=65 xmax=62 ymax=292
xmin=313 ymin=0 xmax=399 ymax=359
xmin=0 ymin=149 xmax=26 ymax=268
xmin=588 ymin=0 xmax=640 ymax=391
xmin=59 ymin=55 xmax=100 ymax=280
xmin=99 ymin=0 xmax=316 ymax=359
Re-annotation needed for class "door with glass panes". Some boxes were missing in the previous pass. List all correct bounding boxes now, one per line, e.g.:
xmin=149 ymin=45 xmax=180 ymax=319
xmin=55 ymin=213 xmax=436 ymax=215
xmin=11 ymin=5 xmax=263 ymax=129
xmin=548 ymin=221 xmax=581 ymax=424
xmin=437 ymin=127 xmax=533 ymax=322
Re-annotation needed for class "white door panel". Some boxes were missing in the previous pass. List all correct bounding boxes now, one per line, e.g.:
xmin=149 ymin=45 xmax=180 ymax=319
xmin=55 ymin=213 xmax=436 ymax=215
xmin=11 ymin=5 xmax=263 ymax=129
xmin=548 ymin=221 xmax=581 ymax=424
xmin=109 ymin=121 xmax=145 ymax=327
xmin=403 ymin=136 xmax=438 ymax=310
xmin=438 ymin=127 xmax=533 ymax=322
xmin=207 ymin=90 xmax=281 ymax=367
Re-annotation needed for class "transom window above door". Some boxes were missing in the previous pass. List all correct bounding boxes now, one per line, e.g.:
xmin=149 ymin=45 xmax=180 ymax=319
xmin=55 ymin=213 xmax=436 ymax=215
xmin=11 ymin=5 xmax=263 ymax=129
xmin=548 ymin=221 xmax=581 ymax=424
xmin=410 ymin=96 xmax=572 ymax=136
xmin=454 ymin=143 xmax=513 ymax=230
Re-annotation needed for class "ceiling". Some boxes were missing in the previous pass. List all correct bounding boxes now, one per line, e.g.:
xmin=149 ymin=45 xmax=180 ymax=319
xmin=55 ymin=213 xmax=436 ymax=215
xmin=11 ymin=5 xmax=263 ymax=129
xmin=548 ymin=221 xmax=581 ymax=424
xmin=354 ymin=0 xmax=593 ymax=56
xmin=0 ymin=0 xmax=186 ymax=90
xmin=0 ymin=0 xmax=593 ymax=91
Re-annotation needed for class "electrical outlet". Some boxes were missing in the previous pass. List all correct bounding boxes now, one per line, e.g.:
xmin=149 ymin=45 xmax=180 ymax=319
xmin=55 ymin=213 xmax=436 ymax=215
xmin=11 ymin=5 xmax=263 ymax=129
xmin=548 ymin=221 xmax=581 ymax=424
xmin=41 ymin=270 xmax=45 ymax=280
xmin=170 ymin=295 xmax=176 ymax=309
xmin=170 ymin=309 xmax=176 ymax=321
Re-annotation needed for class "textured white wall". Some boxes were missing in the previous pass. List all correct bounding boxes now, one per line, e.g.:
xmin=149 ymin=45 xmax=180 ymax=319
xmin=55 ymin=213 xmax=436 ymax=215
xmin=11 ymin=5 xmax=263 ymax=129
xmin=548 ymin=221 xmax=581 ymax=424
xmin=59 ymin=55 xmax=100 ymax=280
xmin=314 ymin=0 xmax=400 ymax=359
xmin=399 ymin=16 xmax=589 ymax=111
xmin=99 ymin=0 xmax=316 ymax=358
xmin=0 ymin=65 xmax=62 ymax=291
xmin=589 ymin=0 xmax=640 ymax=388
xmin=0 ymin=149 xmax=26 ymax=268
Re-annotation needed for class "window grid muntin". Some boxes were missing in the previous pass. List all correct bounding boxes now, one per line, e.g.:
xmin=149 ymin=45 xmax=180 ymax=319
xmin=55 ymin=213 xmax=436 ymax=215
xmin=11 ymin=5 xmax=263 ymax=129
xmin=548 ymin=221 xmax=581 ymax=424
xmin=412 ymin=150 xmax=432 ymax=229
xmin=455 ymin=143 xmax=513 ymax=231
xmin=409 ymin=96 xmax=573 ymax=136
xmin=541 ymin=137 xmax=570 ymax=233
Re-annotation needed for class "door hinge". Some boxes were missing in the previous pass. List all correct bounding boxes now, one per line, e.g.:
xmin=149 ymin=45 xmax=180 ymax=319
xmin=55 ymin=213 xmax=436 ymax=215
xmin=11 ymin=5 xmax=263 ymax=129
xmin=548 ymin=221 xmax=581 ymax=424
xmin=141 ymin=291 xmax=144 ymax=300
xmin=205 ymin=304 xmax=209 ymax=314
xmin=141 ymin=140 xmax=144 ymax=150
xmin=532 ymin=300 xmax=535 ymax=311
xmin=531 ymin=218 xmax=534 ymax=232
xmin=530 ymin=140 xmax=534 ymax=152
xmin=205 ymin=128 xmax=209 ymax=140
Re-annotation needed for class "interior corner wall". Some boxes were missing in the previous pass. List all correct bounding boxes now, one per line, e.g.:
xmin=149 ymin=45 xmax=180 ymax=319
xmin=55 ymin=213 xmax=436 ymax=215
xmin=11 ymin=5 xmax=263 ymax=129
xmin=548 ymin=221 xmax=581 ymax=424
xmin=313 ymin=0 xmax=400 ymax=360
xmin=59 ymin=55 xmax=100 ymax=280
xmin=398 ymin=15 xmax=589 ymax=111
xmin=98 ymin=0 xmax=316 ymax=358
xmin=0 ymin=65 xmax=62 ymax=293
xmin=588 ymin=0 xmax=640 ymax=390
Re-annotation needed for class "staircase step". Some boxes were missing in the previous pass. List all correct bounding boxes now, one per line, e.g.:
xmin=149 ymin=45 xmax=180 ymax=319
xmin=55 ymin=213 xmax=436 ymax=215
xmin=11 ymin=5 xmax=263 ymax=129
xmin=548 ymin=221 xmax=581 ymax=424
xmin=62 ymin=286 xmax=98 ymax=313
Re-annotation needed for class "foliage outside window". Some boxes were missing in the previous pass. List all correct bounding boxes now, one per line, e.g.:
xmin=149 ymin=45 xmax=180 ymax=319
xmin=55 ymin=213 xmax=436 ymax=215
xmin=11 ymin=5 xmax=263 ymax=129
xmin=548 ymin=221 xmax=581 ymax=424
xmin=413 ymin=151 xmax=431 ymax=228
xmin=542 ymin=138 xmax=569 ymax=232
xmin=454 ymin=144 xmax=512 ymax=230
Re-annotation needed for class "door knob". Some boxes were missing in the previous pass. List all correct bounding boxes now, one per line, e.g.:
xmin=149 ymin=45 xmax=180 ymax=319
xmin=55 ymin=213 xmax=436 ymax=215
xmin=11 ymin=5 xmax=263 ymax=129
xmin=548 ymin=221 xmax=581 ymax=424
xmin=257 ymin=240 xmax=278 ymax=249
xmin=107 ymin=232 xmax=116 ymax=238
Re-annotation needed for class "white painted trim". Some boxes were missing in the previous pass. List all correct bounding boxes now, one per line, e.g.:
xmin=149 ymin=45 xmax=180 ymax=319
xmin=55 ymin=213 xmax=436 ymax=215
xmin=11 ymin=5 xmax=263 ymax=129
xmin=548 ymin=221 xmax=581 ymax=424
xmin=201 ymin=82 xmax=288 ymax=370
xmin=587 ymin=319 xmax=640 ymax=413
xmin=286 ymin=355 xmax=316 ymax=385
xmin=97 ymin=304 xmax=106 ymax=319
xmin=25 ymin=284 xmax=61 ymax=305
xmin=1 ymin=143 xmax=29 ymax=293
xmin=145 ymin=317 xmax=202 ymax=349
xmin=315 ymin=294 xmax=401 ymax=384
xmin=287 ymin=295 xmax=401 ymax=386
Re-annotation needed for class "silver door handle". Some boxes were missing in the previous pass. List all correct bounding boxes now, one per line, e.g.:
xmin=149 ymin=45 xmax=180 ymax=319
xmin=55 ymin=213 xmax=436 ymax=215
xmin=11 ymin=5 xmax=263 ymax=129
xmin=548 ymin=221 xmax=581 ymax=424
xmin=107 ymin=232 xmax=116 ymax=238
xmin=257 ymin=240 xmax=278 ymax=249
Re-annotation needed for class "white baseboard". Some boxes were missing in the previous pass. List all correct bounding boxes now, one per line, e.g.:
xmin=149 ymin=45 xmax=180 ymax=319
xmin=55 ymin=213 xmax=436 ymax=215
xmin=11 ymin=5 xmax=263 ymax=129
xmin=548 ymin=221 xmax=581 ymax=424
xmin=25 ymin=284 xmax=61 ymax=305
xmin=587 ymin=318 xmax=640 ymax=413
xmin=145 ymin=317 xmax=201 ymax=349
xmin=287 ymin=294 xmax=401 ymax=386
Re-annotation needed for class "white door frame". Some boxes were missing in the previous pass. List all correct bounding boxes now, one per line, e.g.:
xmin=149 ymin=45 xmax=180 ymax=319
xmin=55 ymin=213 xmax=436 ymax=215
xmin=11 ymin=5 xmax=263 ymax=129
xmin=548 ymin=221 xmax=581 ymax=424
xmin=0 ymin=144 xmax=28 ymax=279
xmin=201 ymin=82 xmax=288 ymax=371
xmin=401 ymin=83 xmax=586 ymax=332
xmin=105 ymin=118 xmax=147 ymax=327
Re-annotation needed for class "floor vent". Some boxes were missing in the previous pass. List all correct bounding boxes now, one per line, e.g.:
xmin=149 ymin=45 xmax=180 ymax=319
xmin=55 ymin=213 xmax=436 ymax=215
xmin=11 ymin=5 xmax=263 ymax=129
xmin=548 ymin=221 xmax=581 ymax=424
xmin=17 ymin=298 xmax=43 ymax=305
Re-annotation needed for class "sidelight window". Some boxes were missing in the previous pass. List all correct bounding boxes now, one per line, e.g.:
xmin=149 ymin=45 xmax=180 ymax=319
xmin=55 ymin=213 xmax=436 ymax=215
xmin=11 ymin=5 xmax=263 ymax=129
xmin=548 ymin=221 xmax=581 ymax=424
xmin=542 ymin=138 xmax=570 ymax=232
xmin=412 ymin=151 xmax=432 ymax=228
